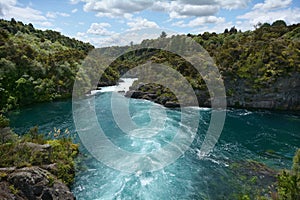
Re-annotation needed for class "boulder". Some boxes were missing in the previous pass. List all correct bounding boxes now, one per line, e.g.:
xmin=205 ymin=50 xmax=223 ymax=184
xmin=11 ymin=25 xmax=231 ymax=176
xmin=0 ymin=166 xmax=74 ymax=200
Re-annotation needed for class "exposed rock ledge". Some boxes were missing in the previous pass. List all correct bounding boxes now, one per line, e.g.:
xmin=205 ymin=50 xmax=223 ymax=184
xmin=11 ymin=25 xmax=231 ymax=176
xmin=125 ymin=73 xmax=300 ymax=110
xmin=0 ymin=166 xmax=74 ymax=200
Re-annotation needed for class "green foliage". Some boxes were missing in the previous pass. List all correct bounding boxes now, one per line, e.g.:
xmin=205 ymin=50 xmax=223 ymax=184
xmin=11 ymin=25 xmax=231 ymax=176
xmin=0 ymin=123 xmax=78 ymax=186
xmin=190 ymin=20 xmax=300 ymax=93
xmin=46 ymin=139 xmax=78 ymax=185
xmin=276 ymin=149 xmax=300 ymax=200
xmin=0 ymin=114 xmax=18 ymax=144
xmin=103 ymin=20 xmax=299 ymax=109
xmin=47 ymin=175 xmax=55 ymax=187
xmin=272 ymin=20 xmax=287 ymax=27
xmin=293 ymin=149 xmax=300 ymax=175
xmin=0 ymin=172 xmax=7 ymax=181
xmin=160 ymin=31 xmax=167 ymax=38
xmin=0 ymin=114 xmax=9 ymax=128
xmin=9 ymin=184 xmax=19 ymax=195
xmin=0 ymin=19 xmax=94 ymax=111
xmin=236 ymin=149 xmax=300 ymax=200
xmin=277 ymin=171 xmax=300 ymax=200
xmin=0 ymin=19 xmax=299 ymax=111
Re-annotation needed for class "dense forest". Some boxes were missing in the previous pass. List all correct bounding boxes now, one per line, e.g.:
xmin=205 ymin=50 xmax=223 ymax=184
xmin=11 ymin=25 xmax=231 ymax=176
xmin=95 ymin=20 xmax=300 ymax=110
xmin=0 ymin=19 xmax=299 ymax=112
xmin=0 ymin=18 xmax=94 ymax=112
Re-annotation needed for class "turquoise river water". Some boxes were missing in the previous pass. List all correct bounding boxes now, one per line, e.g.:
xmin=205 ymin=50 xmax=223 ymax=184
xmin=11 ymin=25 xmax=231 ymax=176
xmin=8 ymin=92 xmax=300 ymax=200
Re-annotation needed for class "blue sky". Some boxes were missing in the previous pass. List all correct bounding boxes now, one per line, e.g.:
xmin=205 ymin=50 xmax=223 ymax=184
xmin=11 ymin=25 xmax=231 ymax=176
xmin=0 ymin=0 xmax=299 ymax=47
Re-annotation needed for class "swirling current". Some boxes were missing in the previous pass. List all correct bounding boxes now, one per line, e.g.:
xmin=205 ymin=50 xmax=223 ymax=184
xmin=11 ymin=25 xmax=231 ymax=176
xmin=8 ymin=91 xmax=300 ymax=199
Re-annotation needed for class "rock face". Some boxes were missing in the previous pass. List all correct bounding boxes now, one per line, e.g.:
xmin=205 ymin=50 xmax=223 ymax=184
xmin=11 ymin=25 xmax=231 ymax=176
xmin=0 ymin=166 xmax=74 ymax=200
xmin=125 ymin=73 xmax=300 ymax=110
xmin=226 ymin=73 xmax=300 ymax=110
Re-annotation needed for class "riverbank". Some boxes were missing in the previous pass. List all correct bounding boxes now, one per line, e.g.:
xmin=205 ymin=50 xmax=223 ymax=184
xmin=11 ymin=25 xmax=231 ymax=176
xmin=124 ymin=72 xmax=300 ymax=111
xmin=0 ymin=115 xmax=78 ymax=199
xmin=5 ymin=92 xmax=300 ymax=199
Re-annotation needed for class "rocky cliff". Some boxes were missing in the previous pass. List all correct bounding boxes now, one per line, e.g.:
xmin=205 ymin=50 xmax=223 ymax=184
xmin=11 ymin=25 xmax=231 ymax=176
xmin=125 ymin=72 xmax=300 ymax=110
xmin=0 ymin=166 xmax=74 ymax=200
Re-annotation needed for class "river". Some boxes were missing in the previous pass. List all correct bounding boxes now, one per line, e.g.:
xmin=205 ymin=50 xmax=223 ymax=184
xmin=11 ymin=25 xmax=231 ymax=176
xmin=7 ymin=87 xmax=300 ymax=199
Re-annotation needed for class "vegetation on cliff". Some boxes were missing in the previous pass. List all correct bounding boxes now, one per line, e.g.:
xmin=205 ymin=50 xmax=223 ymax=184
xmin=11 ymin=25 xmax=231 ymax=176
xmin=86 ymin=20 xmax=299 ymax=110
xmin=1 ymin=18 xmax=299 ymax=111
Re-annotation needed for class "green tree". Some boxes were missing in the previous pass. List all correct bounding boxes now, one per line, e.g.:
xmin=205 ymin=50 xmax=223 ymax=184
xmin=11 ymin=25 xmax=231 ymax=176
xmin=160 ymin=31 xmax=167 ymax=38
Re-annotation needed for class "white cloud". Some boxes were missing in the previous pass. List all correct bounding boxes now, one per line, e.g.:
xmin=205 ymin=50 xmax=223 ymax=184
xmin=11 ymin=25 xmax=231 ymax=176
xmin=253 ymin=0 xmax=292 ymax=11
xmin=0 ymin=0 xmax=55 ymax=29
xmin=87 ymin=31 xmax=162 ymax=47
xmin=75 ymin=28 xmax=175 ymax=47
xmin=6 ymin=6 xmax=47 ymax=21
xmin=70 ymin=0 xmax=80 ymax=4
xmin=153 ymin=1 xmax=219 ymax=19
xmin=60 ymin=12 xmax=70 ymax=17
xmin=46 ymin=11 xmax=70 ymax=18
xmin=37 ymin=21 xmax=53 ymax=27
xmin=173 ymin=16 xmax=225 ymax=27
xmin=77 ymin=32 xmax=86 ymax=37
xmin=217 ymin=0 xmax=250 ymax=10
xmin=87 ymin=22 xmax=114 ymax=36
xmin=0 ymin=0 xmax=16 ymax=15
xmin=72 ymin=8 xmax=78 ymax=13
xmin=127 ymin=17 xmax=159 ymax=31
xmin=173 ymin=4 xmax=219 ymax=18
xmin=75 ymin=0 xmax=251 ymax=19
xmin=153 ymin=0 xmax=249 ymax=19
xmin=238 ymin=7 xmax=300 ymax=30
xmin=210 ymin=21 xmax=234 ymax=33
xmin=83 ymin=0 xmax=153 ymax=18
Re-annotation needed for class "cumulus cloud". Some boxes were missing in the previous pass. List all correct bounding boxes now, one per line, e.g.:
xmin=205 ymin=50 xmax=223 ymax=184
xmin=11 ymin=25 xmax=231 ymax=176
xmin=82 ymin=0 xmax=153 ymax=18
xmin=72 ymin=8 xmax=78 ymax=13
xmin=238 ymin=7 xmax=300 ymax=28
xmin=46 ymin=12 xmax=70 ymax=18
xmin=5 ymin=6 xmax=47 ymax=22
xmin=253 ymin=0 xmax=292 ymax=11
xmin=87 ymin=22 xmax=114 ymax=36
xmin=73 ymin=0 xmax=250 ymax=19
xmin=153 ymin=1 xmax=219 ymax=19
xmin=0 ymin=0 xmax=54 ymax=29
xmin=217 ymin=0 xmax=250 ymax=10
xmin=0 ymin=0 xmax=16 ymax=16
xmin=127 ymin=17 xmax=159 ymax=31
xmin=173 ymin=16 xmax=225 ymax=27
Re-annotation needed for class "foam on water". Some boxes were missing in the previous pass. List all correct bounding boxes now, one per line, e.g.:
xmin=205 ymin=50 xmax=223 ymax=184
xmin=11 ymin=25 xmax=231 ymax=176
xmin=7 ymin=93 xmax=300 ymax=199
xmin=90 ymin=78 xmax=137 ymax=95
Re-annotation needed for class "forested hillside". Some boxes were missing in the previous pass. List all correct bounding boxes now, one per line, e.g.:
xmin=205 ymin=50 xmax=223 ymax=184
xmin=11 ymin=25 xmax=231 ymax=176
xmin=109 ymin=20 xmax=300 ymax=110
xmin=0 ymin=18 xmax=94 ymax=112
xmin=0 ymin=18 xmax=299 ymax=111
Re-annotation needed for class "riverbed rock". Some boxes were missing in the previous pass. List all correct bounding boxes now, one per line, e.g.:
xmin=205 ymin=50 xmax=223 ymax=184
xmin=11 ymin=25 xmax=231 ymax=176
xmin=0 ymin=166 xmax=74 ymax=200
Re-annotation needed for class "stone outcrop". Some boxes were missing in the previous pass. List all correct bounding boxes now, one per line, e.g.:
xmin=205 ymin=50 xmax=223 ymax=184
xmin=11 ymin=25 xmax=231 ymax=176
xmin=226 ymin=73 xmax=300 ymax=110
xmin=0 ymin=166 xmax=74 ymax=200
xmin=125 ymin=73 xmax=300 ymax=110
